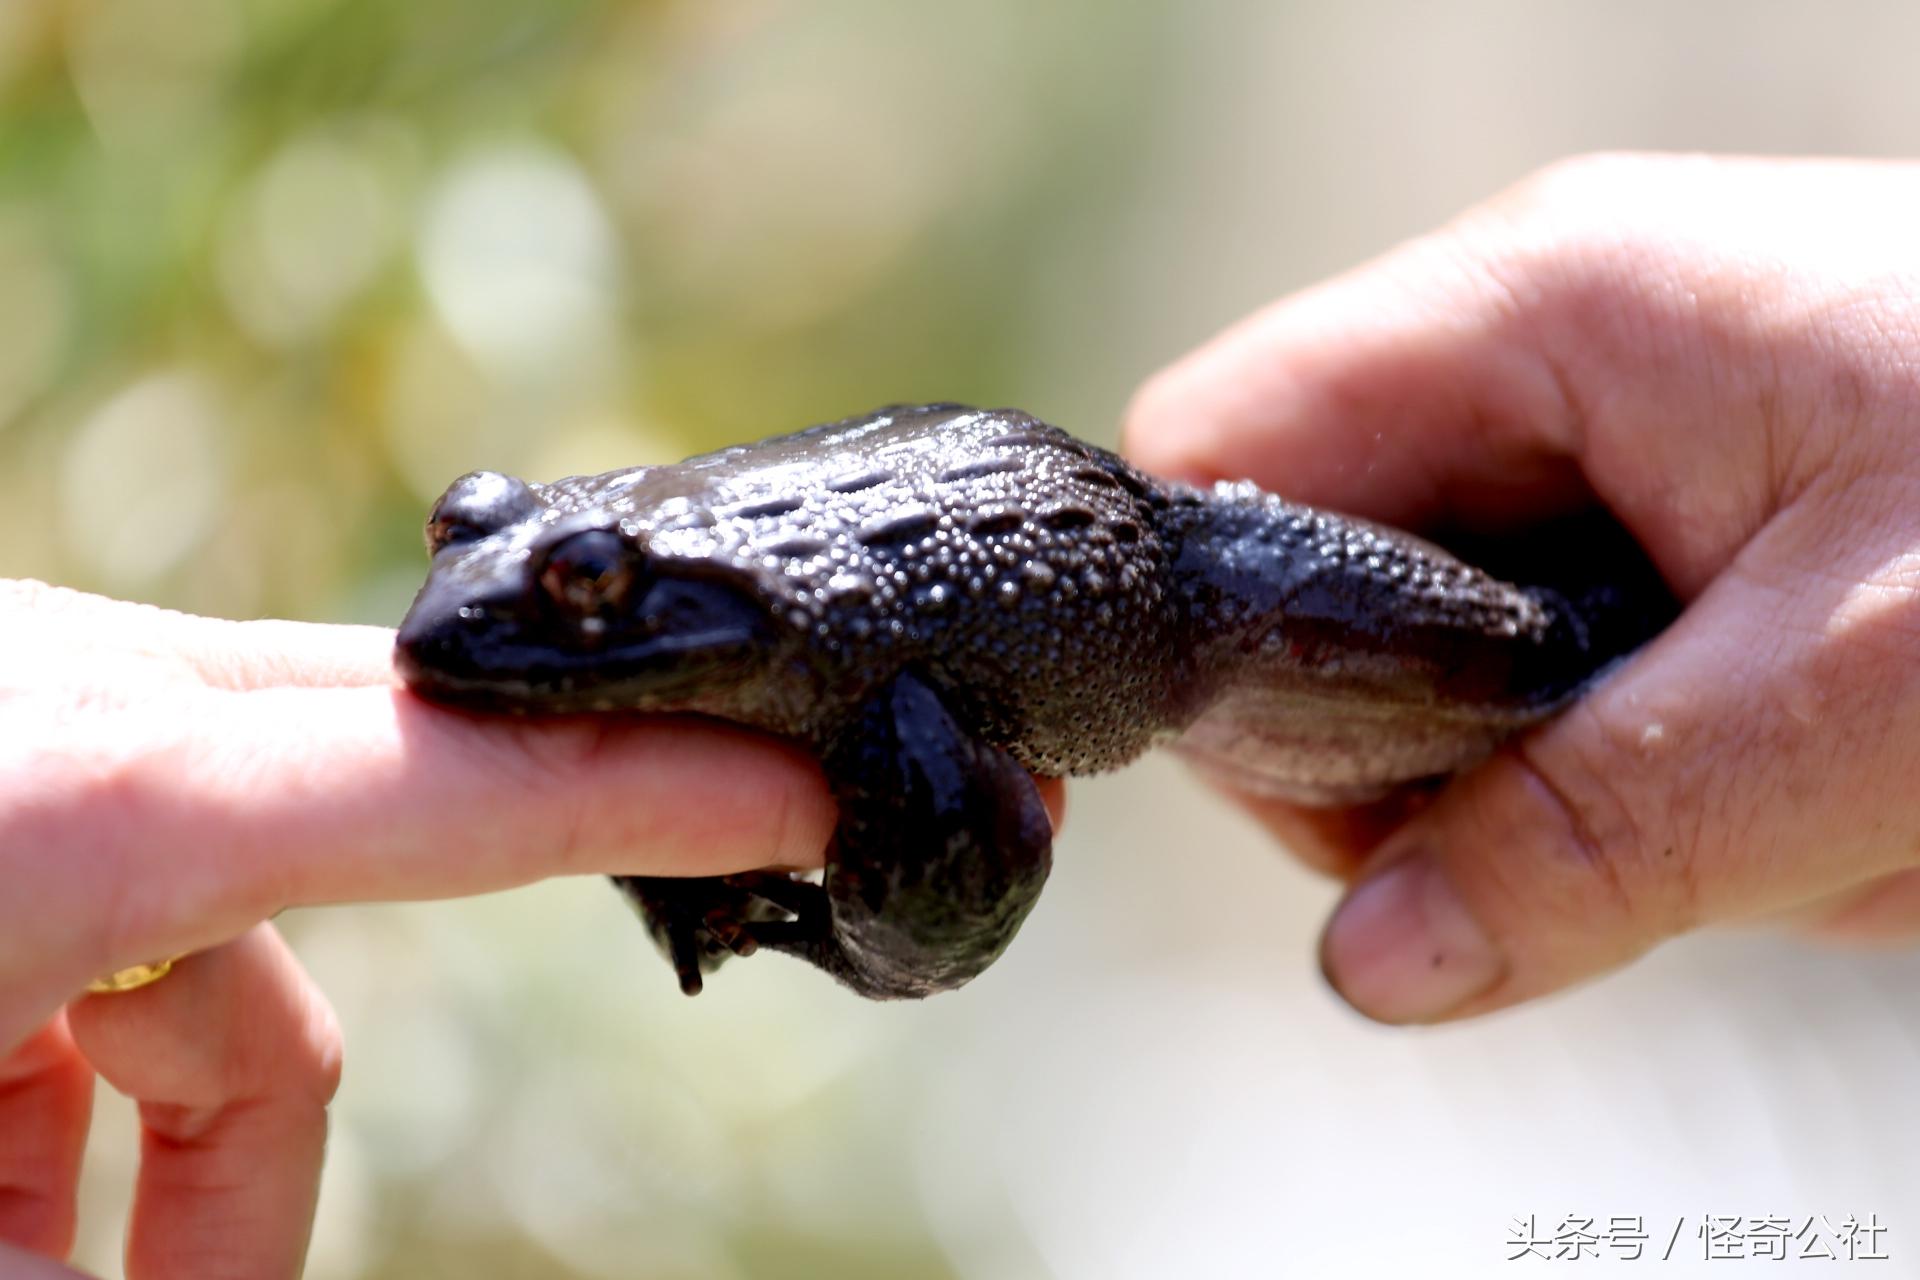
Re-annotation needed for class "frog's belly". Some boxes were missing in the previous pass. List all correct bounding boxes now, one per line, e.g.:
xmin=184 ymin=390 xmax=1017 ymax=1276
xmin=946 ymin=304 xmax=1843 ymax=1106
xmin=999 ymin=701 xmax=1179 ymax=778
xmin=1171 ymin=684 xmax=1547 ymax=806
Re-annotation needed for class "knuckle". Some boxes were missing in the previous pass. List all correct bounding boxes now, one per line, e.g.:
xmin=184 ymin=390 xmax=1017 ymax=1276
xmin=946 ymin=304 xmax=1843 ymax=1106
xmin=1504 ymin=706 xmax=1705 ymax=940
xmin=228 ymin=938 xmax=347 ymax=1108
xmin=1469 ymin=153 xmax=1694 ymax=295
xmin=85 ymin=719 xmax=284 ymax=958
xmin=62 ymin=742 xmax=178 ymax=966
xmin=1493 ymin=151 xmax=1676 ymax=226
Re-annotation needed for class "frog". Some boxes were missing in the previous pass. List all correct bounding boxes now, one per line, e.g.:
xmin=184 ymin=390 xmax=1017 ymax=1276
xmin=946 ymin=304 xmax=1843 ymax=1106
xmin=394 ymin=403 xmax=1672 ymax=1000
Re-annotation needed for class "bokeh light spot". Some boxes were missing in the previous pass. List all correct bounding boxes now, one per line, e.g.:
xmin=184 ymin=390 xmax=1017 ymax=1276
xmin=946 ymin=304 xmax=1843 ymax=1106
xmin=418 ymin=144 xmax=624 ymax=388
xmin=218 ymin=121 xmax=412 ymax=346
xmin=59 ymin=371 xmax=229 ymax=589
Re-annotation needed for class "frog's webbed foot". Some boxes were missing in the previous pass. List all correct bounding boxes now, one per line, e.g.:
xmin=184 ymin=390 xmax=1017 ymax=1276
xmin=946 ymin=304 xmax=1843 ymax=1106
xmin=612 ymin=871 xmax=825 ymax=996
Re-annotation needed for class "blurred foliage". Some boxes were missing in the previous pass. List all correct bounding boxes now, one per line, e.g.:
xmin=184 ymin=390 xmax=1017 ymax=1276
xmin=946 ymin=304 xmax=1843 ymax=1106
xmin=0 ymin=0 xmax=1161 ymax=628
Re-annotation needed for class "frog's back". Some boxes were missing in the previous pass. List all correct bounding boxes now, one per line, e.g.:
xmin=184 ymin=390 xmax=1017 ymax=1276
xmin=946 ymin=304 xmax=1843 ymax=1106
xmin=545 ymin=405 xmax=1189 ymax=772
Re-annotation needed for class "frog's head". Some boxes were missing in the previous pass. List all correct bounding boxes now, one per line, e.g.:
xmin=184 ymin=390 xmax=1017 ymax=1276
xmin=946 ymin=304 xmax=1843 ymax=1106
xmin=395 ymin=471 xmax=778 ymax=711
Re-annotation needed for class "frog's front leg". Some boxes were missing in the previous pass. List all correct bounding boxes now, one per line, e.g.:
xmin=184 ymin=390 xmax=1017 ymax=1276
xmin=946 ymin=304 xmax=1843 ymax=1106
xmin=770 ymin=670 xmax=1053 ymax=999
xmin=612 ymin=871 xmax=807 ymax=996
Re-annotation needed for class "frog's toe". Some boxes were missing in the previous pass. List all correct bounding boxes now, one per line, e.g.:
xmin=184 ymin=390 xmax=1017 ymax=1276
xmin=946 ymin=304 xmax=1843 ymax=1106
xmin=614 ymin=872 xmax=819 ymax=995
xmin=705 ymin=916 xmax=759 ymax=957
xmin=663 ymin=922 xmax=709 ymax=996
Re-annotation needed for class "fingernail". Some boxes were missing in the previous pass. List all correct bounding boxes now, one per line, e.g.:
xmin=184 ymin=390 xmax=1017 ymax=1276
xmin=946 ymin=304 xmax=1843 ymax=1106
xmin=1320 ymin=853 xmax=1504 ymax=1024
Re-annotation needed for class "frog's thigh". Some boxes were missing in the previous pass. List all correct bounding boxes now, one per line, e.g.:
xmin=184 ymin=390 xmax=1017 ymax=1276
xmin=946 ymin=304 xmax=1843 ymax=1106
xmin=796 ymin=671 xmax=1053 ymax=999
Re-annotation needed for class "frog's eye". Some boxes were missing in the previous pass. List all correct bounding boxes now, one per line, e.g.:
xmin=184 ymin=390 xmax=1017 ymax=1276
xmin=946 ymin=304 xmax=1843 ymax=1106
xmin=537 ymin=529 xmax=641 ymax=618
xmin=426 ymin=471 xmax=541 ymax=553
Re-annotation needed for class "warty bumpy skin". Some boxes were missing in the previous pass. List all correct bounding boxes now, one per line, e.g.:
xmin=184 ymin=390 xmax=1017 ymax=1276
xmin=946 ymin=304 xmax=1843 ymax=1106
xmin=395 ymin=403 xmax=1673 ymax=999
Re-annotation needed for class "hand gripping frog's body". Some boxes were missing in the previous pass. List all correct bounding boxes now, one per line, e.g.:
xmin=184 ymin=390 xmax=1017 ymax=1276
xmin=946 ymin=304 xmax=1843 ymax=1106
xmin=396 ymin=404 xmax=1669 ymax=998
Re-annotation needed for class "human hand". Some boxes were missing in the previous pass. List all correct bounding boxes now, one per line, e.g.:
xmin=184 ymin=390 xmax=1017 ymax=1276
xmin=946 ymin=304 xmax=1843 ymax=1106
xmin=1126 ymin=153 xmax=1920 ymax=1026
xmin=0 ymin=580 xmax=841 ymax=1279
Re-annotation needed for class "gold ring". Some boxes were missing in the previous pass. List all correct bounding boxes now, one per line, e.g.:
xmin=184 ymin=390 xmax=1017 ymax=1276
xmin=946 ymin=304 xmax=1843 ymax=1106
xmin=87 ymin=955 xmax=183 ymax=994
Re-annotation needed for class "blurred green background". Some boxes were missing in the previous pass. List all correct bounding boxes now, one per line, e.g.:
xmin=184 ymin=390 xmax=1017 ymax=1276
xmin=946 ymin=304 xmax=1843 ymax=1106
xmin=12 ymin=2 xmax=1920 ymax=1277
xmin=0 ymin=0 xmax=1165 ymax=623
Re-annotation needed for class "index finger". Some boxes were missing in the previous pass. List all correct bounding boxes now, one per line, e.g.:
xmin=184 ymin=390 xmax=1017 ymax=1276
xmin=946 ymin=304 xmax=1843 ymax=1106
xmin=1120 ymin=153 xmax=1894 ymax=604
xmin=11 ymin=640 xmax=840 ymax=1004
xmin=1121 ymin=216 xmax=1592 ymax=532
xmin=0 ymin=1242 xmax=88 ymax=1278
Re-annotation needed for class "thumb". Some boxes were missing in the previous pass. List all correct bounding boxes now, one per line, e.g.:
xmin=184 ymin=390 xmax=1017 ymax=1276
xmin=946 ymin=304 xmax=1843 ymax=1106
xmin=1317 ymin=502 xmax=1920 ymax=1023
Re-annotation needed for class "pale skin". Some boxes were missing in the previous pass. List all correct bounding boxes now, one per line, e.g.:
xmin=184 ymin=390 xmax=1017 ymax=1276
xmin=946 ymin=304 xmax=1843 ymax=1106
xmin=6 ymin=152 xmax=1920 ymax=1276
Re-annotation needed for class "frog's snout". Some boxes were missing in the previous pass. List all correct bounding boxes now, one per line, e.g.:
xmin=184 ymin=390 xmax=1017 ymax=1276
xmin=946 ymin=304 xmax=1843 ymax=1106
xmin=393 ymin=593 xmax=456 ymax=682
xmin=393 ymin=556 xmax=528 ymax=694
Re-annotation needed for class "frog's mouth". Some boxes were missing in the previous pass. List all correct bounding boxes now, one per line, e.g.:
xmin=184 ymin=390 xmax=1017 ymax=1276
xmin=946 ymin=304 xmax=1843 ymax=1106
xmin=394 ymin=538 xmax=775 ymax=712
xmin=395 ymin=624 xmax=766 ymax=712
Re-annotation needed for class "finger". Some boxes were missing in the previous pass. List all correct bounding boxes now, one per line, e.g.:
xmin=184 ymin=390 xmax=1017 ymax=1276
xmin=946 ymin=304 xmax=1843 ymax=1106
xmin=1121 ymin=154 xmax=1874 ymax=599
xmin=1317 ymin=499 xmax=1920 ymax=1023
xmin=145 ymin=613 xmax=1075 ymax=812
xmin=1123 ymin=220 xmax=1592 ymax=528
xmin=0 ymin=1018 xmax=92 ymax=1260
xmin=65 ymin=926 xmax=339 ymax=1280
xmin=1206 ymin=784 xmax=1437 ymax=881
xmin=7 ymin=675 xmax=840 ymax=1004
xmin=1783 ymin=868 xmax=1920 ymax=944
xmin=175 ymin=618 xmax=399 ymax=691
xmin=0 ymin=581 xmax=395 ymax=691
xmin=1034 ymin=777 xmax=1067 ymax=833
xmin=0 ymin=1240 xmax=89 ymax=1278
